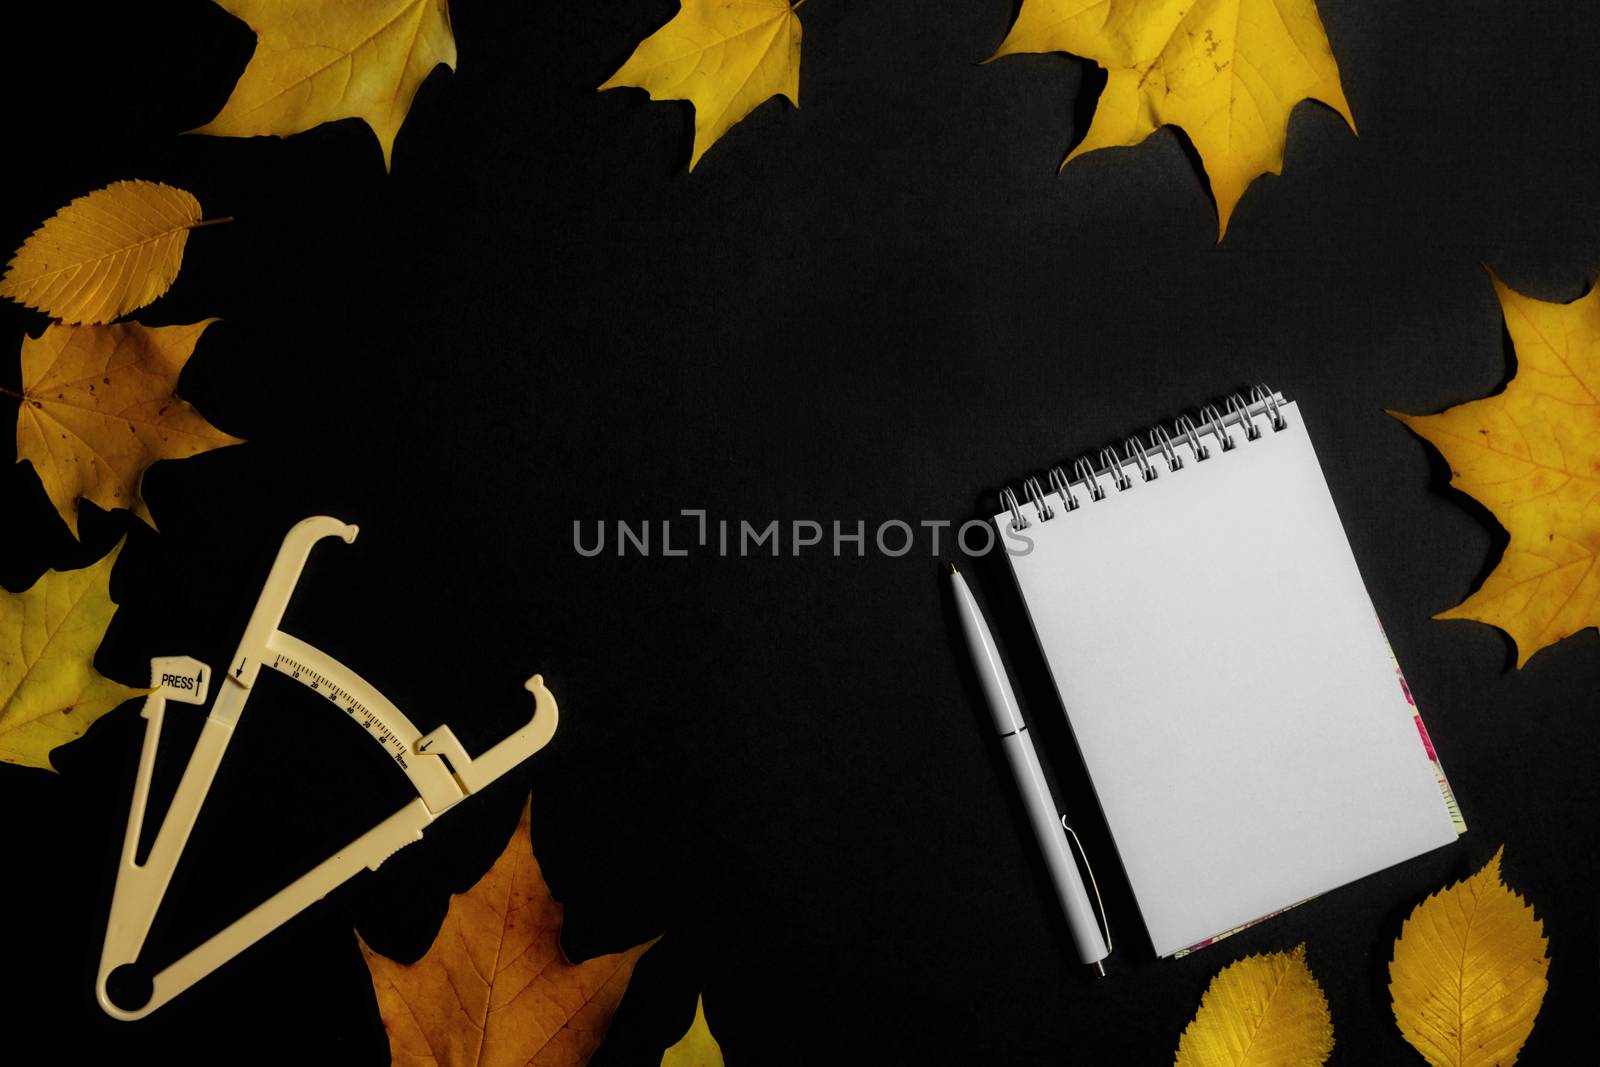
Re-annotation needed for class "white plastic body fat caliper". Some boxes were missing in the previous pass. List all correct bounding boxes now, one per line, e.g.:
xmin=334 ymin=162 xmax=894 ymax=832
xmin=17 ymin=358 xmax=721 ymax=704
xmin=96 ymin=516 xmax=559 ymax=1020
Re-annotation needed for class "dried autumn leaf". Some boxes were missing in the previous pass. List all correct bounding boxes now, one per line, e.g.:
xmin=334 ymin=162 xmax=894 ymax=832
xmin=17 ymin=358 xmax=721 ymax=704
xmin=1389 ymin=847 xmax=1549 ymax=1067
xmin=1174 ymin=944 xmax=1333 ymax=1067
xmin=194 ymin=0 xmax=457 ymax=170
xmin=13 ymin=320 xmax=244 ymax=538
xmin=1391 ymin=273 xmax=1600 ymax=666
xmin=359 ymin=796 xmax=657 ymax=1067
xmin=991 ymin=0 xmax=1355 ymax=238
xmin=601 ymin=0 xmax=802 ymax=170
xmin=0 ymin=541 xmax=147 ymax=771
xmin=0 ymin=181 xmax=210 ymax=324
xmin=661 ymin=994 xmax=723 ymax=1067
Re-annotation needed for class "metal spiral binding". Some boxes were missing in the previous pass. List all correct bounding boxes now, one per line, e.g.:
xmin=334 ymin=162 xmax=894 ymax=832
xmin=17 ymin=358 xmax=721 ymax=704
xmin=1176 ymin=415 xmax=1209 ymax=461
xmin=998 ymin=385 xmax=1290 ymax=529
xmin=1074 ymin=458 xmax=1106 ymax=502
xmin=1023 ymin=476 xmax=1053 ymax=522
xmin=1125 ymin=435 xmax=1157 ymax=482
xmin=1099 ymin=447 xmax=1132 ymax=492
xmin=1149 ymin=426 xmax=1182 ymax=471
xmin=1252 ymin=383 xmax=1287 ymax=430
xmin=1227 ymin=393 xmax=1262 ymax=441
xmin=1001 ymin=487 xmax=1028 ymax=531
xmin=1200 ymin=404 xmax=1235 ymax=452
xmin=1047 ymin=466 xmax=1079 ymax=513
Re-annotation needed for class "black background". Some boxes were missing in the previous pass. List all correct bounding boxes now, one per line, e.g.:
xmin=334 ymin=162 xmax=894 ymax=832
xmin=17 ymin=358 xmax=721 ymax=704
xmin=3 ymin=1 xmax=1597 ymax=1063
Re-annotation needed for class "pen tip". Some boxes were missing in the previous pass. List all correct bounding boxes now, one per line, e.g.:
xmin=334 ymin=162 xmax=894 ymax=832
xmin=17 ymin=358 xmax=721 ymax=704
xmin=948 ymin=561 xmax=958 ymax=575
xmin=1093 ymin=960 xmax=1106 ymax=978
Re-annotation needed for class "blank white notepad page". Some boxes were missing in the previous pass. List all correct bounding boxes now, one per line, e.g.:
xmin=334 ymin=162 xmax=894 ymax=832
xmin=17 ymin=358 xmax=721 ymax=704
xmin=997 ymin=402 xmax=1461 ymax=957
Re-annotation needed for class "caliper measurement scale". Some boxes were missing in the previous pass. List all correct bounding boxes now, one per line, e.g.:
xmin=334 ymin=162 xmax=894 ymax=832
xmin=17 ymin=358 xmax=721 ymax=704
xmin=270 ymin=649 xmax=413 ymax=770
xmin=96 ymin=516 xmax=559 ymax=1021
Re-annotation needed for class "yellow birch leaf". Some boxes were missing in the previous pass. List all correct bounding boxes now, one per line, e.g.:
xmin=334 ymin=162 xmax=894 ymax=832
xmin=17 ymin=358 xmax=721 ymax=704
xmin=661 ymin=994 xmax=724 ymax=1067
xmin=1389 ymin=847 xmax=1549 ymax=1067
xmin=600 ymin=0 xmax=803 ymax=170
xmin=14 ymin=320 xmax=244 ymax=538
xmin=1174 ymin=944 xmax=1333 ymax=1067
xmin=0 ymin=181 xmax=208 ymax=325
xmin=1390 ymin=273 xmax=1600 ymax=667
xmin=0 ymin=540 xmax=148 ymax=771
xmin=193 ymin=0 xmax=457 ymax=170
xmin=990 ymin=0 xmax=1355 ymax=238
xmin=359 ymin=796 xmax=658 ymax=1067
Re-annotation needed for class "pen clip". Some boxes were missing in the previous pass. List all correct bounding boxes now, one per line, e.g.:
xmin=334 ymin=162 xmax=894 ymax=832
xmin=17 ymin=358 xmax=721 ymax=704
xmin=1060 ymin=816 xmax=1113 ymax=958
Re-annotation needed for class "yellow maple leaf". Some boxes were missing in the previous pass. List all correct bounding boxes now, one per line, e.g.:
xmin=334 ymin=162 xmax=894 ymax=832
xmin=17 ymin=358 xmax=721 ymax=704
xmin=0 ymin=541 xmax=147 ymax=771
xmin=0 ymin=181 xmax=214 ymax=325
xmin=991 ymin=0 xmax=1355 ymax=238
xmin=1391 ymin=273 xmax=1600 ymax=667
xmin=194 ymin=0 xmax=457 ymax=170
xmin=1389 ymin=847 xmax=1549 ymax=1067
xmin=600 ymin=0 xmax=803 ymax=170
xmin=13 ymin=320 xmax=244 ymax=538
xmin=1174 ymin=944 xmax=1333 ymax=1067
xmin=661 ymin=993 xmax=724 ymax=1067
xmin=359 ymin=796 xmax=657 ymax=1067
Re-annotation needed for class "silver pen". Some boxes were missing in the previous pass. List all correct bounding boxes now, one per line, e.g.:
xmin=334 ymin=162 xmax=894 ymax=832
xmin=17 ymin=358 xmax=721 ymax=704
xmin=949 ymin=562 xmax=1111 ymax=975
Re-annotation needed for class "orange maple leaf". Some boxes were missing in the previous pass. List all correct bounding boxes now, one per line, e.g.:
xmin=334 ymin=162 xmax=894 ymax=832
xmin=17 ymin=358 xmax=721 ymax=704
xmin=358 ymin=797 xmax=657 ymax=1067
xmin=1392 ymin=272 xmax=1600 ymax=667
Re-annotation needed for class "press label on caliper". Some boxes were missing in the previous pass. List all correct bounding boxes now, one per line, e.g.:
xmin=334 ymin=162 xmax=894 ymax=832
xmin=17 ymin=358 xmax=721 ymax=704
xmin=271 ymin=652 xmax=413 ymax=770
xmin=150 ymin=656 xmax=210 ymax=705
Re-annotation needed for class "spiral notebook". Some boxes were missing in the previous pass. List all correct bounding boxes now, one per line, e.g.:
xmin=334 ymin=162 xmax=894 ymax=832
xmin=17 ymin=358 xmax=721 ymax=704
xmin=993 ymin=387 xmax=1465 ymax=958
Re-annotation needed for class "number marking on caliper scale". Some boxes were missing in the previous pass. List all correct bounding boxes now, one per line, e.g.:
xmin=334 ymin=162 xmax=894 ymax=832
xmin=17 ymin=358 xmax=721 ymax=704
xmin=270 ymin=652 xmax=411 ymax=770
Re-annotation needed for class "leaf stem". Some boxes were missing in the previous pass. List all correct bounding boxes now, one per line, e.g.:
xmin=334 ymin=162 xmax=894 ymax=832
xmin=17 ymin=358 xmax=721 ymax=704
xmin=792 ymin=0 xmax=807 ymax=9
xmin=191 ymin=216 xmax=235 ymax=229
xmin=0 ymin=384 xmax=25 ymax=401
